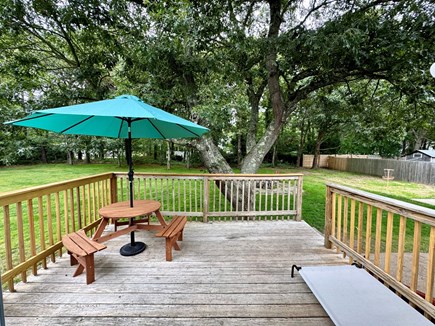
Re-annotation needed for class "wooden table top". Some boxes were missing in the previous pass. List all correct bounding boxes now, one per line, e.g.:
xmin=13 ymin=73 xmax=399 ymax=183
xmin=98 ymin=200 xmax=161 ymax=219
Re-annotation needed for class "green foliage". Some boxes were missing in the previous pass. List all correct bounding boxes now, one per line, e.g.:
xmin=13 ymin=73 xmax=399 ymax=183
xmin=0 ymin=0 xmax=434 ymax=169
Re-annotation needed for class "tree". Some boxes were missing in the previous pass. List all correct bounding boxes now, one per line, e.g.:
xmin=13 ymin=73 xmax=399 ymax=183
xmin=0 ymin=0 xmax=148 ymax=164
xmin=123 ymin=0 xmax=434 ymax=174
xmin=1 ymin=0 xmax=434 ymax=170
xmin=298 ymin=89 xmax=351 ymax=168
xmin=335 ymin=79 xmax=434 ymax=157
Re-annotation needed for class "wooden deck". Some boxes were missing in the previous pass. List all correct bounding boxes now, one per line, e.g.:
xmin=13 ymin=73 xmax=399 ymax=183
xmin=3 ymin=220 xmax=347 ymax=325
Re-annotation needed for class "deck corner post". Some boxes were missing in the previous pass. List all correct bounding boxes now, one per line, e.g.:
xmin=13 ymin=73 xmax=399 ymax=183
xmin=324 ymin=185 xmax=333 ymax=249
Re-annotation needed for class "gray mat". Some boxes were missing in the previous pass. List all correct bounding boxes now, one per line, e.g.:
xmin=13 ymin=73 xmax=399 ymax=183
xmin=299 ymin=265 xmax=432 ymax=326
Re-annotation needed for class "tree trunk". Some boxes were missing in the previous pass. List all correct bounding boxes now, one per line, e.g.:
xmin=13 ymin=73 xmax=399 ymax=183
xmin=240 ymin=117 xmax=285 ymax=173
xmin=99 ymin=145 xmax=105 ymax=160
xmin=246 ymin=78 xmax=267 ymax=154
xmin=401 ymin=139 xmax=408 ymax=156
xmin=191 ymin=0 xmax=293 ymax=212
xmin=186 ymin=149 xmax=191 ymax=169
xmin=117 ymin=149 xmax=122 ymax=167
xmin=194 ymin=135 xmax=233 ymax=174
xmin=237 ymin=134 xmax=242 ymax=167
xmin=422 ymin=139 xmax=428 ymax=150
xmin=40 ymin=146 xmax=48 ymax=164
xmin=412 ymin=129 xmax=426 ymax=151
xmin=312 ymin=130 xmax=325 ymax=169
xmin=272 ymin=143 xmax=277 ymax=167
xmin=296 ymin=118 xmax=309 ymax=167
xmin=166 ymin=141 xmax=171 ymax=170
xmin=85 ymin=151 xmax=91 ymax=164
xmin=192 ymin=112 xmax=284 ymax=203
xmin=189 ymin=0 xmax=297 ymax=214
xmin=237 ymin=0 xmax=286 ymax=174
xmin=192 ymin=0 xmax=288 ymax=210
xmin=246 ymin=101 xmax=259 ymax=154
xmin=67 ymin=151 xmax=74 ymax=165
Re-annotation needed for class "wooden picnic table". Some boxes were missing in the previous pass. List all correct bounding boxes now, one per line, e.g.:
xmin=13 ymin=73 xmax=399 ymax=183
xmin=92 ymin=199 xmax=168 ymax=243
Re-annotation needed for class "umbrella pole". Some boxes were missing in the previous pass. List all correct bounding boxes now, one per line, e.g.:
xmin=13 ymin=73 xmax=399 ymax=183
xmin=120 ymin=120 xmax=146 ymax=256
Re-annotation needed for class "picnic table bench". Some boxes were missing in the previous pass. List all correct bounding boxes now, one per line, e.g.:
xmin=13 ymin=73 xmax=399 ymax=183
xmin=155 ymin=215 xmax=187 ymax=261
xmin=62 ymin=230 xmax=107 ymax=284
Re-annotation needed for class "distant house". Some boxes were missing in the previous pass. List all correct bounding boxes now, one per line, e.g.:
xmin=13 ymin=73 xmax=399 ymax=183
xmin=405 ymin=150 xmax=435 ymax=162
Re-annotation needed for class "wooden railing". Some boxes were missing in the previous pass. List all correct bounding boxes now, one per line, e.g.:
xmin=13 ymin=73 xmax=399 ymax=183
xmin=115 ymin=173 xmax=303 ymax=222
xmin=1 ymin=172 xmax=303 ymax=291
xmin=324 ymin=183 xmax=435 ymax=320
xmin=0 ymin=173 xmax=114 ymax=292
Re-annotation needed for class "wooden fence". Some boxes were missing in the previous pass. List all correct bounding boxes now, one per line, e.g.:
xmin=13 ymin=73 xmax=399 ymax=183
xmin=325 ymin=183 xmax=435 ymax=320
xmin=302 ymin=154 xmax=369 ymax=168
xmin=328 ymin=156 xmax=435 ymax=185
xmin=0 ymin=172 xmax=303 ymax=291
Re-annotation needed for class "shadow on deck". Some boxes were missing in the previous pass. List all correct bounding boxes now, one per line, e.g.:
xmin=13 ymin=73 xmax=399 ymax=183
xmin=4 ymin=221 xmax=346 ymax=325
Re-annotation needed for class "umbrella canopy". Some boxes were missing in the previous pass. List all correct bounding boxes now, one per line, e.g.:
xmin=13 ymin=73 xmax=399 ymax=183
xmin=5 ymin=94 xmax=209 ymax=139
xmin=5 ymin=94 xmax=209 ymax=256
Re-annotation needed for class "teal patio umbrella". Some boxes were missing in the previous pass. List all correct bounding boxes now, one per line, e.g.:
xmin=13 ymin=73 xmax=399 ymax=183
xmin=5 ymin=94 xmax=209 ymax=255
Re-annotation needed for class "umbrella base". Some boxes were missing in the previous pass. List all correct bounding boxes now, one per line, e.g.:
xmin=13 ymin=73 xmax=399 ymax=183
xmin=120 ymin=241 xmax=146 ymax=256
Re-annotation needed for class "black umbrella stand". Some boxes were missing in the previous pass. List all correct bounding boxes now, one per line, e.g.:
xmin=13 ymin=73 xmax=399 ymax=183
xmin=120 ymin=119 xmax=146 ymax=256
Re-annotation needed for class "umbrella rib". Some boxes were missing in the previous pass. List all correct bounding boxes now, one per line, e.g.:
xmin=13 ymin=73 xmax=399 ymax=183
xmin=147 ymin=119 xmax=167 ymax=138
xmin=176 ymin=124 xmax=201 ymax=137
xmin=13 ymin=113 xmax=53 ymax=122
xmin=117 ymin=118 xmax=124 ymax=138
xmin=59 ymin=115 xmax=95 ymax=134
xmin=116 ymin=117 xmax=146 ymax=138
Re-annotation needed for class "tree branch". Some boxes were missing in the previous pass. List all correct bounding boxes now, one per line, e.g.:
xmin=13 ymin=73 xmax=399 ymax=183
xmin=16 ymin=18 xmax=77 ymax=66
xmin=51 ymin=14 xmax=81 ymax=67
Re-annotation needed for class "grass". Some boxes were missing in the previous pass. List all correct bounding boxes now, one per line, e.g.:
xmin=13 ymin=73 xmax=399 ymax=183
xmin=1 ymin=163 xmax=434 ymax=283
xmin=0 ymin=163 xmax=208 ymax=193
xmin=1 ymin=163 xmax=434 ymax=232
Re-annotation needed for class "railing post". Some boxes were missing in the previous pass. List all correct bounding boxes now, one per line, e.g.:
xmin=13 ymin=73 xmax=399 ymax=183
xmin=110 ymin=173 xmax=118 ymax=204
xmin=296 ymin=176 xmax=303 ymax=221
xmin=324 ymin=185 xmax=333 ymax=249
xmin=203 ymin=176 xmax=209 ymax=223
xmin=76 ymin=187 xmax=82 ymax=230
xmin=3 ymin=205 xmax=14 ymax=292
xmin=425 ymin=226 xmax=435 ymax=310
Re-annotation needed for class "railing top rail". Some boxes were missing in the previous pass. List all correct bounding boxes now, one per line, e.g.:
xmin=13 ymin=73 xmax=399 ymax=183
xmin=327 ymin=182 xmax=435 ymax=223
xmin=0 ymin=172 xmax=115 ymax=207
xmin=114 ymin=172 xmax=303 ymax=178
xmin=0 ymin=171 xmax=303 ymax=207
xmin=208 ymin=175 xmax=302 ymax=180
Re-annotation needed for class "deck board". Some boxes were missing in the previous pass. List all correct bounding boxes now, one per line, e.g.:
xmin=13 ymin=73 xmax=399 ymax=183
xmin=4 ymin=220 xmax=346 ymax=325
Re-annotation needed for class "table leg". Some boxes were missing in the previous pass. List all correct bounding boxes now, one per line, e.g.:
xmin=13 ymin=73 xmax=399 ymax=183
xmin=155 ymin=209 xmax=167 ymax=227
xmin=92 ymin=218 xmax=109 ymax=242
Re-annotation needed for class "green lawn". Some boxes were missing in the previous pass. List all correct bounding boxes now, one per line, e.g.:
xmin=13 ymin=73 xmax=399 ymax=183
xmin=1 ymin=163 xmax=434 ymax=278
xmin=0 ymin=163 xmax=207 ymax=193
xmin=1 ymin=163 xmax=434 ymax=233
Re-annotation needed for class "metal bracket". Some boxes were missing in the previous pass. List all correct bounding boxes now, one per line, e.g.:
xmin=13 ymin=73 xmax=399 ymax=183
xmin=291 ymin=264 xmax=302 ymax=278
xmin=351 ymin=261 xmax=363 ymax=269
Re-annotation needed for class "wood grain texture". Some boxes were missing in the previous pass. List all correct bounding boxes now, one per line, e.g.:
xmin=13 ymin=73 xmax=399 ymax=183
xmin=4 ymin=220 xmax=345 ymax=325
